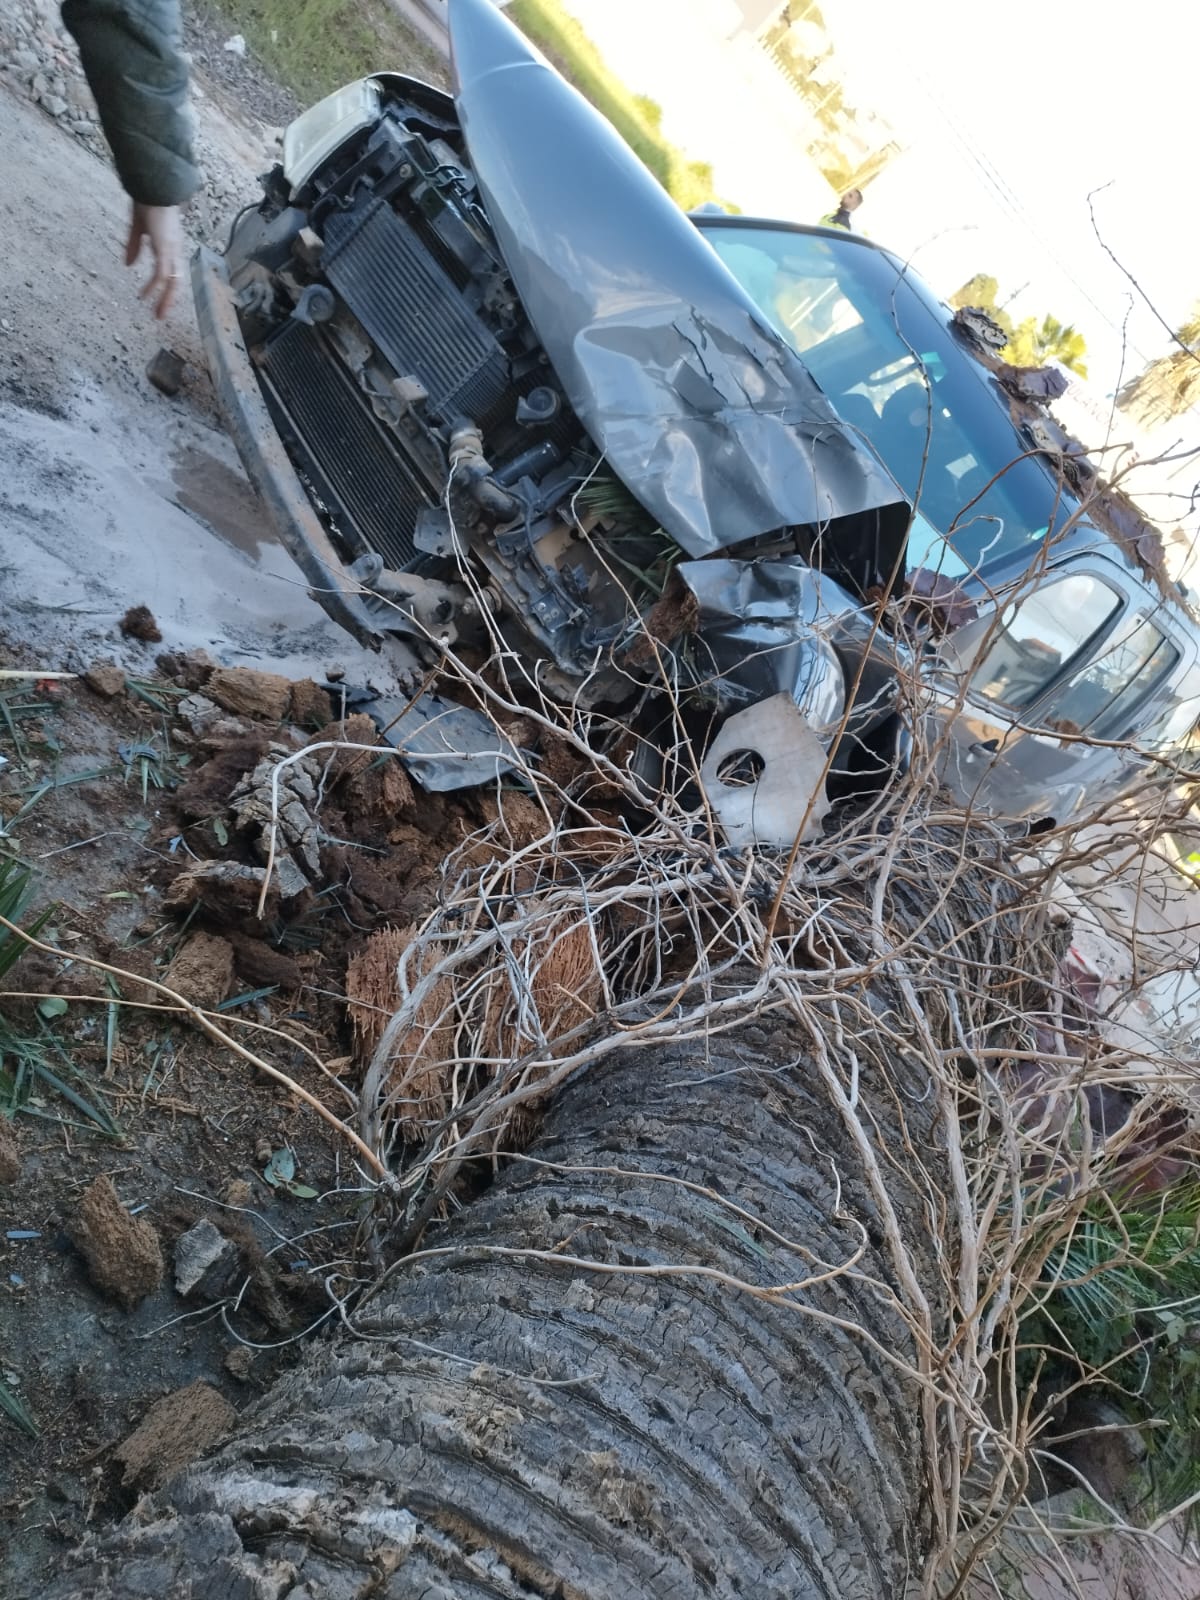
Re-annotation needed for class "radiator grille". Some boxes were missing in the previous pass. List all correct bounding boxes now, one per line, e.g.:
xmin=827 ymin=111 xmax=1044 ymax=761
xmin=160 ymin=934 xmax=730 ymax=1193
xmin=322 ymin=199 xmax=510 ymax=426
xmin=258 ymin=319 xmax=429 ymax=572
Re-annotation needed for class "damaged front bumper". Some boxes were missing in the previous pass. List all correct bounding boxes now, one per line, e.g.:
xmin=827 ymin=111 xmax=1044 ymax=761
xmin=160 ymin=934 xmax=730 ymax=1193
xmin=677 ymin=557 xmax=910 ymax=847
xmin=190 ymin=246 xmax=389 ymax=650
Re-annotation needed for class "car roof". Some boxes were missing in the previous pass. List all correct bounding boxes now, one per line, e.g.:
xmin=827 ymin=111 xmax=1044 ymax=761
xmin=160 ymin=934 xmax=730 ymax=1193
xmin=693 ymin=212 xmax=928 ymax=279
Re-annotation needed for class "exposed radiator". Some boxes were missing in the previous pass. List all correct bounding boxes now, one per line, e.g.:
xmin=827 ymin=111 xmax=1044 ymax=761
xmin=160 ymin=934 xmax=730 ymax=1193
xmin=258 ymin=319 xmax=430 ymax=572
xmin=322 ymin=199 xmax=511 ymax=427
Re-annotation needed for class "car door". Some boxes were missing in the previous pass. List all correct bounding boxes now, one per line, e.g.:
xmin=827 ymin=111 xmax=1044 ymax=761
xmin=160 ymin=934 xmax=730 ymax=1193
xmin=929 ymin=563 xmax=1155 ymax=820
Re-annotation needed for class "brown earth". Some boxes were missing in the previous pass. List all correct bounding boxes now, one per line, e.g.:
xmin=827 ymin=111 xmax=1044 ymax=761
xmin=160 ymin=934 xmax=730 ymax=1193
xmin=0 ymin=659 xmax=462 ymax=1592
xmin=70 ymin=1176 xmax=165 ymax=1309
xmin=111 ymin=1380 xmax=236 ymax=1493
xmin=0 ymin=3 xmax=447 ymax=1584
xmin=162 ymin=931 xmax=236 ymax=1013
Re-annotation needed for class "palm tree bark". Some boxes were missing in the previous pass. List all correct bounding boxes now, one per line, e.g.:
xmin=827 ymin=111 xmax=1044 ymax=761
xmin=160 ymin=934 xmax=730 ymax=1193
xmin=44 ymin=990 xmax=956 ymax=1600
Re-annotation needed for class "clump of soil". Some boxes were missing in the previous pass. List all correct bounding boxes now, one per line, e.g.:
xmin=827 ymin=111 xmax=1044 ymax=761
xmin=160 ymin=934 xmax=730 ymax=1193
xmin=163 ymin=931 xmax=235 ymax=1012
xmin=163 ymin=858 xmax=285 ymax=925
xmin=324 ymin=832 xmax=443 ymax=923
xmin=175 ymin=735 xmax=272 ymax=823
xmin=83 ymin=659 xmax=125 ymax=698
xmin=342 ymin=742 xmax=415 ymax=819
xmin=207 ymin=665 xmax=292 ymax=722
xmin=112 ymin=1380 xmax=235 ymax=1491
xmin=119 ymin=605 xmax=163 ymax=643
xmin=156 ymin=647 xmax=216 ymax=690
xmin=623 ymin=569 xmax=699 ymax=667
xmin=311 ymin=713 xmax=383 ymax=783
xmin=288 ymin=677 xmax=334 ymax=729
xmin=0 ymin=1115 xmax=20 ymax=1184
xmin=70 ymin=1177 xmax=164 ymax=1308
xmin=226 ymin=931 xmax=303 ymax=991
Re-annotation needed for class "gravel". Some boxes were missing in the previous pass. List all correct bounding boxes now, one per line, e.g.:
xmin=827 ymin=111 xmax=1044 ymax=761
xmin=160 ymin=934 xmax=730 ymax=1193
xmin=0 ymin=0 xmax=283 ymax=248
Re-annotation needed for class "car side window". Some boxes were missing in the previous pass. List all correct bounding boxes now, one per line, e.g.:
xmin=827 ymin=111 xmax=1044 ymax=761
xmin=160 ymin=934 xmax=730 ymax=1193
xmin=1141 ymin=662 xmax=1200 ymax=750
xmin=1045 ymin=617 xmax=1177 ymax=741
xmin=968 ymin=573 xmax=1122 ymax=713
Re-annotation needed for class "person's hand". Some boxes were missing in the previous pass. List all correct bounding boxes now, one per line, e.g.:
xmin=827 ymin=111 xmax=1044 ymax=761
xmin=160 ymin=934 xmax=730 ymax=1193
xmin=124 ymin=202 xmax=184 ymax=320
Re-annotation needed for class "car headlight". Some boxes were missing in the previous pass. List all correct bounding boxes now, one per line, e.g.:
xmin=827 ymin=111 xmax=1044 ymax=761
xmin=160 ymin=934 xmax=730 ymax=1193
xmin=282 ymin=78 xmax=382 ymax=197
xmin=793 ymin=634 xmax=845 ymax=736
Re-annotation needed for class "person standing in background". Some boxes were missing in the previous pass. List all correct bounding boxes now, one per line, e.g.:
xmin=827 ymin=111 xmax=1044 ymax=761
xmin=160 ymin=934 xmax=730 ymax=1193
xmin=820 ymin=188 xmax=863 ymax=231
xmin=61 ymin=0 xmax=200 ymax=318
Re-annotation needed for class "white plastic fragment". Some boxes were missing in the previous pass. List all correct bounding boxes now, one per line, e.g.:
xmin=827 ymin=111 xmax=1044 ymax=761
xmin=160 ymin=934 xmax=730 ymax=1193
xmin=700 ymin=693 xmax=830 ymax=850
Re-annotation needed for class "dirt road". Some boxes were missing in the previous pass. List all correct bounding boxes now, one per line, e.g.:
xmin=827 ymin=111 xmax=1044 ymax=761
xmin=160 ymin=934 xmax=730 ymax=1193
xmin=0 ymin=12 xmax=406 ymax=694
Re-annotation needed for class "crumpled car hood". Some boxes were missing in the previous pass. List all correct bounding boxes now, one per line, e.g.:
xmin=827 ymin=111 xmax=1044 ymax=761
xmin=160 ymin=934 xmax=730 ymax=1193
xmin=447 ymin=0 xmax=909 ymax=565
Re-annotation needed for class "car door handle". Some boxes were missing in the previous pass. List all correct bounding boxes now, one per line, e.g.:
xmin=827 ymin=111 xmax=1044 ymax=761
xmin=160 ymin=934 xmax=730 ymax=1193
xmin=970 ymin=738 xmax=1001 ymax=755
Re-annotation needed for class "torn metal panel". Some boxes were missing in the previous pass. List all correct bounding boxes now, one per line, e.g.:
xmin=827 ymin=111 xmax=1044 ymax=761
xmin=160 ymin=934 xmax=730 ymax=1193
xmin=677 ymin=557 xmax=858 ymax=717
xmin=700 ymin=694 xmax=831 ymax=850
xmin=950 ymin=304 xmax=1009 ymax=356
xmin=448 ymin=0 xmax=909 ymax=565
xmin=366 ymin=691 xmax=519 ymax=791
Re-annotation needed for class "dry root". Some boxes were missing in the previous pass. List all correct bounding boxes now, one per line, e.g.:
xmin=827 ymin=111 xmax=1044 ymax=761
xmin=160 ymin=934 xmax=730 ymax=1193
xmin=348 ymin=903 xmax=603 ymax=1148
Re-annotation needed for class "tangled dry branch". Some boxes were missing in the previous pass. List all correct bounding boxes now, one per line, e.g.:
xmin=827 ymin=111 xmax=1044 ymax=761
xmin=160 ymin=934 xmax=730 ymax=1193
xmin=319 ymin=532 xmax=1200 ymax=1591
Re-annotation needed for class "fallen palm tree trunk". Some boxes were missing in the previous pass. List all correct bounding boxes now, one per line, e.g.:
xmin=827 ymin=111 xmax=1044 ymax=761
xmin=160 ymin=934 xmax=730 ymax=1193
xmin=46 ymin=818 xmax=1048 ymax=1600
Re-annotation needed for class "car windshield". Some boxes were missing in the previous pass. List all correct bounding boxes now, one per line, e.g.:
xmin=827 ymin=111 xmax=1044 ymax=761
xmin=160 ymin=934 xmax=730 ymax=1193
xmin=701 ymin=222 xmax=1078 ymax=581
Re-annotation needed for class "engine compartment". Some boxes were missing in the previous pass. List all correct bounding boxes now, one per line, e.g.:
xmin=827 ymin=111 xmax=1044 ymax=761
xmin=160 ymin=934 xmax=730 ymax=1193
xmin=219 ymin=71 xmax=919 ymax=814
xmin=225 ymin=86 xmax=688 ymax=694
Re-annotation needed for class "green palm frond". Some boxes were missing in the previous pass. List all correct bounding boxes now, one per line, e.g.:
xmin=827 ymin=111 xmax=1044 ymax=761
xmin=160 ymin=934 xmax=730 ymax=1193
xmin=1030 ymin=1187 xmax=1200 ymax=1531
xmin=574 ymin=470 xmax=659 ymax=536
xmin=0 ymin=856 xmax=51 ymax=979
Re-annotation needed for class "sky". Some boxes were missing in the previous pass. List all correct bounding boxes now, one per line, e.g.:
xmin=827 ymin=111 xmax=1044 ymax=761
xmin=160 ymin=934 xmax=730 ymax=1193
xmin=560 ymin=0 xmax=1199 ymax=397
xmin=823 ymin=0 xmax=1199 ymax=392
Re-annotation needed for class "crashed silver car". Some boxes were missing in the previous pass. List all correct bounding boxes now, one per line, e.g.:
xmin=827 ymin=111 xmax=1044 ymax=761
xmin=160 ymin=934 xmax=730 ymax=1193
xmin=192 ymin=0 xmax=1200 ymax=830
